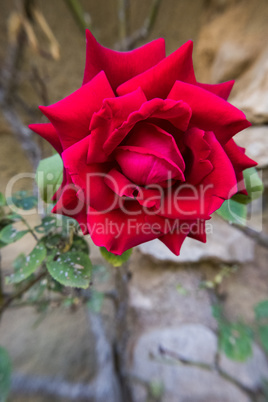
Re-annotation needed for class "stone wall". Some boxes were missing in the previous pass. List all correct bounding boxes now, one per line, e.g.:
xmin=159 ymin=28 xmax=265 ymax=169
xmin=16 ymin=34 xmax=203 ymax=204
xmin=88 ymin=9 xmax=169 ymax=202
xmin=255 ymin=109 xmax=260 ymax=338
xmin=0 ymin=0 xmax=268 ymax=401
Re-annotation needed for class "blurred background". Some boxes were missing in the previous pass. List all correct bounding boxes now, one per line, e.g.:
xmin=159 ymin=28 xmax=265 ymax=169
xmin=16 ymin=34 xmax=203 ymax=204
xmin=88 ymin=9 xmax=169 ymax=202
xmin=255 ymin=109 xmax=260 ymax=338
xmin=0 ymin=0 xmax=268 ymax=401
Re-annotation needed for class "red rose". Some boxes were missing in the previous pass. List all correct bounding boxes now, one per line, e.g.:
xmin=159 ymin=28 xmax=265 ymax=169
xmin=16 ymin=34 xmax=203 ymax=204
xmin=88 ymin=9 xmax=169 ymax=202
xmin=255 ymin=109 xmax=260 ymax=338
xmin=30 ymin=30 xmax=256 ymax=255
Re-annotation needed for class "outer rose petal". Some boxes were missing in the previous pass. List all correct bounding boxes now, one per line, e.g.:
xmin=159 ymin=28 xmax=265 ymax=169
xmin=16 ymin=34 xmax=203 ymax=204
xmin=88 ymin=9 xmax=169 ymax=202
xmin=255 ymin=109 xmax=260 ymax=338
xmin=159 ymin=220 xmax=195 ymax=255
xmin=168 ymin=81 xmax=251 ymax=144
xmin=196 ymin=80 xmax=235 ymax=101
xmin=202 ymin=131 xmax=237 ymax=201
xmin=52 ymin=169 xmax=72 ymax=202
xmin=155 ymin=185 xmax=212 ymax=220
xmin=187 ymin=219 xmax=207 ymax=243
xmin=224 ymin=138 xmax=257 ymax=172
xmin=62 ymin=136 xmax=120 ymax=212
xmin=87 ymin=202 xmax=164 ymax=255
xmin=208 ymin=196 xmax=225 ymax=215
xmin=83 ymin=30 xmax=166 ymax=91
xmin=183 ymin=127 xmax=213 ymax=185
xmin=117 ymin=40 xmax=195 ymax=99
xmin=51 ymin=186 xmax=88 ymax=235
xmin=39 ymin=71 xmax=115 ymax=150
xmin=29 ymin=123 xmax=63 ymax=154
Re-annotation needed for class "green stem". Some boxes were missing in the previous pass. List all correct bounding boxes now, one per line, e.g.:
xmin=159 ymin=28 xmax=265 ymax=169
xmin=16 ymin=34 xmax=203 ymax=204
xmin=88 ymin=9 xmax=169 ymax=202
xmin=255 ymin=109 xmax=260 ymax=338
xmin=0 ymin=271 xmax=46 ymax=315
xmin=64 ymin=0 xmax=91 ymax=33
xmin=20 ymin=216 xmax=38 ymax=242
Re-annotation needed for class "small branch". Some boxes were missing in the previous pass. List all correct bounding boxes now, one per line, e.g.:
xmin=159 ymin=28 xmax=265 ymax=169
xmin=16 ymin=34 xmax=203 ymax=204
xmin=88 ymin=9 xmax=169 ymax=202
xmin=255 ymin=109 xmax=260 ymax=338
xmin=20 ymin=216 xmax=39 ymax=242
xmin=0 ymin=103 xmax=41 ymax=169
xmin=232 ymin=223 xmax=268 ymax=249
xmin=0 ymin=271 xmax=46 ymax=315
xmin=30 ymin=65 xmax=49 ymax=106
xmin=115 ymin=0 xmax=162 ymax=50
xmin=64 ymin=0 xmax=93 ymax=34
xmin=117 ymin=0 xmax=129 ymax=50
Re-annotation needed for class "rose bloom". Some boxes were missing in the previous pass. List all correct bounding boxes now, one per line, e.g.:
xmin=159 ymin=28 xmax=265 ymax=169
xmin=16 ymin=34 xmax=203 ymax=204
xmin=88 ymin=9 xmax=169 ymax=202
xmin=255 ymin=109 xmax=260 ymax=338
xmin=30 ymin=30 xmax=256 ymax=255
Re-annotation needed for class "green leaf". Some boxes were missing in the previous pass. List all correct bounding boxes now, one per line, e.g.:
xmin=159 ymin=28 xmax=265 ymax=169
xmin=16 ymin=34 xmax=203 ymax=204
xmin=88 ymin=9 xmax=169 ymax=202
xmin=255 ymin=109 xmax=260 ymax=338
xmin=100 ymin=247 xmax=132 ymax=267
xmin=149 ymin=380 xmax=164 ymax=399
xmin=219 ymin=322 xmax=253 ymax=361
xmin=70 ymin=235 xmax=89 ymax=254
xmin=6 ymin=243 xmax=47 ymax=284
xmin=46 ymin=252 xmax=92 ymax=289
xmin=5 ymin=213 xmax=22 ymax=222
xmin=60 ymin=215 xmax=79 ymax=236
xmin=254 ymin=300 xmax=268 ymax=321
xmin=216 ymin=198 xmax=247 ymax=225
xmin=0 ymin=346 xmax=12 ymax=402
xmin=36 ymin=154 xmax=63 ymax=203
xmin=86 ymin=290 xmax=104 ymax=313
xmin=34 ymin=216 xmax=58 ymax=234
xmin=0 ymin=193 xmax=6 ymax=207
xmin=0 ymin=224 xmax=29 ymax=244
xmin=259 ymin=325 xmax=268 ymax=353
xmin=232 ymin=167 xmax=263 ymax=204
xmin=12 ymin=253 xmax=26 ymax=272
xmin=7 ymin=191 xmax=37 ymax=210
xmin=212 ymin=304 xmax=222 ymax=321
xmin=176 ymin=284 xmax=189 ymax=296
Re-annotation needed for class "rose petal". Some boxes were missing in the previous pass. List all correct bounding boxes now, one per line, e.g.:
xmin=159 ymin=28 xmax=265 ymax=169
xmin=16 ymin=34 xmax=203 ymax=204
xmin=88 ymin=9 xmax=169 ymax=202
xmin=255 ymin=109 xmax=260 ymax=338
xmin=105 ymin=168 xmax=162 ymax=209
xmin=155 ymin=185 xmax=212 ymax=220
xmin=102 ymin=98 xmax=191 ymax=158
xmin=87 ymin=88 xmax=147 ymax=163
xmin=224 ymin=138 xmax=257 ymax=173
xmin=87 ymin=202 xmax=163 ymax=254
xmin=168 ymin=81 xmax=251 ymax=144
xmin=159 ymin=220 xmax=194 ymax=255
xmin=202 ymin=131 xmax=237 ymax=201
xmin=52 ymin=185 xmax=88 ymax=234
xmin=184 ymin=127 xmax=213 ymax=185
xmin=187 ymin=219 xmax=207 ymax=243
xmin=196 ymin=80 xmax=235 ymax=101
xmin=39 ymin=71 xmax=114 ymax=150
xmin=29 ymin=123 xmax=63 ymax=154
xmin=115 ymin=145 xmax=185 ymax=186
xmin=117 ymin=40 xmax=195 ymax=99
xmin=208 ymin=196 xmax=225 ymax=214
xmin=83 ymin=30 xmax=166 ymax=91
xmin=52 ymin=168 xmax=71 ymax=202
xmin=125 ymin=122 xmax=185 ymax=171
xmin=62 ymin=136 xmax=120 ymax=212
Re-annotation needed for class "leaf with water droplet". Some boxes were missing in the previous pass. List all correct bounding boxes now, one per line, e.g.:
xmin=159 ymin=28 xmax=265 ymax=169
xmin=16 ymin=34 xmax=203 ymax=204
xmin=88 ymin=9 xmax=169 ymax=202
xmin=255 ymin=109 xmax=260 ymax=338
xmin=6 ymin=243 xmax=47 ymax=284
xmin=46 ymin=252 xmax=92 ymax=289
xmin=0 ymin=224 xmax=29 ymax=244
xmin=34 ymin=216 xmax=58 ymax=234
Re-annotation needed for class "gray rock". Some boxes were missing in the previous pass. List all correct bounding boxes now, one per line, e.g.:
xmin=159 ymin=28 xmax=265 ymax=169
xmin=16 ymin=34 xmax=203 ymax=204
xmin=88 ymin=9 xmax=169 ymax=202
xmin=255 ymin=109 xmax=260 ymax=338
xmin=211 ymin=41 xmax=254 ymax=83
xmin=235 ymin=126 xmax=268 ymax=168
xmin=138 ymin=215 xmax=255 ymax=263
xmin=130 ymin=325 xmax=250 ymax=402
xmin=132 ymin=325 xmax=218 ymax=366
xmin=219 ymin=344 xmax=268 ymax=391
xmin=231 ymin=50 xmax=268 ymax=124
